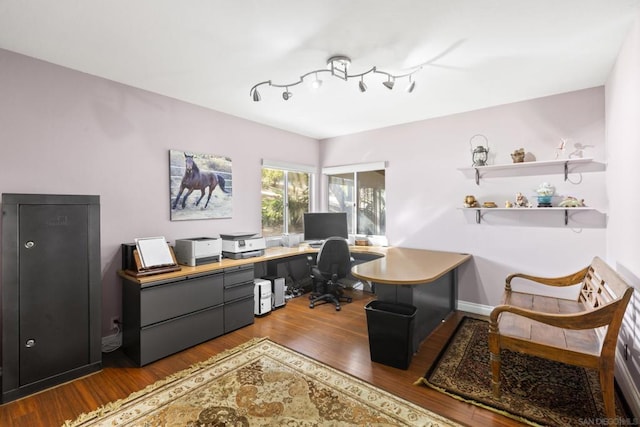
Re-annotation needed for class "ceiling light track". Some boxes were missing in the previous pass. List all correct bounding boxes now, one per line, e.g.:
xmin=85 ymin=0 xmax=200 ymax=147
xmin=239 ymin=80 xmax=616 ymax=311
xmin=250 ymin=55 xmax=423 ymax=101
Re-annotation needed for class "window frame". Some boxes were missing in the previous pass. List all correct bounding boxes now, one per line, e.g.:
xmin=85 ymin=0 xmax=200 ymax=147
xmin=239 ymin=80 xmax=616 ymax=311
xmin=261 ymin=160 xmax=316 ymax=242
xmin=322 ymin=161 xmax=387 ymax=238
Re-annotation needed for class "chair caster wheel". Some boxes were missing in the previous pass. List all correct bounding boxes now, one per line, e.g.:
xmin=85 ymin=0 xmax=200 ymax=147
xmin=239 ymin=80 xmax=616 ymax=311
xmin=309 ymin=303 xmax=315 ymax=308
xmin=346 ymin=297 xmax=353 ymax=303
xmin=335 ymin=306 xmax=341 ymax=311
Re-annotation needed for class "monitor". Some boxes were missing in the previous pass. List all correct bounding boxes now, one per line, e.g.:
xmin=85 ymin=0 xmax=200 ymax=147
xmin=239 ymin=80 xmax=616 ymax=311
xmin=303 ymin=212 xmax=348 ymax=241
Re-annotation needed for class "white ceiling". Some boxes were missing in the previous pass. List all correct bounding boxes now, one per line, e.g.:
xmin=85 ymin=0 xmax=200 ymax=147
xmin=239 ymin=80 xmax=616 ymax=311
xmin=1 ymin=1 xmax=638 ymax=139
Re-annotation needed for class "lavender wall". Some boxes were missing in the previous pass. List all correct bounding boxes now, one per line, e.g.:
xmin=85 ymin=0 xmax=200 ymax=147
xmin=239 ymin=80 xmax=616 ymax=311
xmin=605 ymin=7 xmax=640 ymax=414
xmin=320 ymin=87 xmax=607 ymax=308
xmin=0 ymin=49 xmax=319 ymax=335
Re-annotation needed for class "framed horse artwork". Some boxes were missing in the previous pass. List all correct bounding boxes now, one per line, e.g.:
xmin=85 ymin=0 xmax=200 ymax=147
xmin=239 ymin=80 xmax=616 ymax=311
xmin=169 ymin=149 xmax=232 ymax=221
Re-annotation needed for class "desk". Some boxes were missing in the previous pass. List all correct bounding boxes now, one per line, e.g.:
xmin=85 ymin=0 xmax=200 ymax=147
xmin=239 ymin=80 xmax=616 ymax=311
xmin=351 ymin=248 xmax=471 ymax=352
xmin=119 ymin=245 xmax=470 ymax=364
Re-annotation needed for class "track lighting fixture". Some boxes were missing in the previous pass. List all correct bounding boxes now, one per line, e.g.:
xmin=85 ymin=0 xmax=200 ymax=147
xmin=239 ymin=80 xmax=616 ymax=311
xmin=358 ymin=76 xmax=367 ymax=93
xmin=406 ymin=75 xmax=416 ymax=93
xmin=382 ymin=77 xmax=395 ymax=90
xmin=252 ymin=87 xmax=261 ymax=101
xmin=250 ymin=55 xmax=422 ymax=101
xmin=311 ymin=72 xmax=323 ymax=89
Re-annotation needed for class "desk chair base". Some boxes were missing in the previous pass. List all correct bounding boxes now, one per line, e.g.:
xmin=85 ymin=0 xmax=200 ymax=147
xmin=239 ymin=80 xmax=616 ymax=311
xmin=309 ymin=287 xmax=352 ymax=311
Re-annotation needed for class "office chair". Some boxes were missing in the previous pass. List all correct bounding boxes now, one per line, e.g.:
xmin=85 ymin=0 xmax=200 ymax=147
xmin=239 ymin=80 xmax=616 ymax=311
xmin=307 ymin=237 xmax=353 ymax=311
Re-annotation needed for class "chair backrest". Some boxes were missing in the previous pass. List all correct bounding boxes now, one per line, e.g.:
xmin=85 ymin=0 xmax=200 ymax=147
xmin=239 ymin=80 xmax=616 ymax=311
xmin=316 ymin=237 xmax=351 ymax=280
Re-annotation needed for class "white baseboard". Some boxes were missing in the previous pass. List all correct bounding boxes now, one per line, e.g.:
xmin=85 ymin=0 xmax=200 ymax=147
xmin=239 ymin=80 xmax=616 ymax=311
xmin=457 ymin=299 xmax=640 ymax=419
xmin=457 ymin=300 xmax=493 ymax=317
xmin=615 ymin=351 xmax=640 ymax=419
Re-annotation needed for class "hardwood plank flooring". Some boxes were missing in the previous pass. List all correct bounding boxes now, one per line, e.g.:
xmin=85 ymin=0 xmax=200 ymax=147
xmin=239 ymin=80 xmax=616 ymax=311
xmin=0 ymin=290 xmax=525 ymax=426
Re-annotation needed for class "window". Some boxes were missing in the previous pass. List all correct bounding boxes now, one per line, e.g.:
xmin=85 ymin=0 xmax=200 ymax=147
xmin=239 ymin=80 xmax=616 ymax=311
xmin=261 ymin=162 xmax=312 ymax=238
xmin=325 ymin=163 xmax=386 ymax=236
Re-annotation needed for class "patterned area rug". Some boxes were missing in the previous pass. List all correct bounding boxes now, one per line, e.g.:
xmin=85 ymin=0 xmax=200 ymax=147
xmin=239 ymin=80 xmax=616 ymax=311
xmin=65 ymin=337 xmax=459 ymax=426
xmin=417 ymin=317 xmax=632 ymax=427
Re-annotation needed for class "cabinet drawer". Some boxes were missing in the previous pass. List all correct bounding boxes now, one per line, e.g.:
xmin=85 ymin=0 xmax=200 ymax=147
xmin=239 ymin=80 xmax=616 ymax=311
xmin=224 ymin=265 xmax=254 ymax=286
xmin=224 ymin=280 xmax=254 ymax=302
xmin=139 ymin=305 xmax=224 ymax=366
xmin=141 ymin=272 xmax=223 ymax=326
xmin=224 ymin=296 xmax=254 ymax=333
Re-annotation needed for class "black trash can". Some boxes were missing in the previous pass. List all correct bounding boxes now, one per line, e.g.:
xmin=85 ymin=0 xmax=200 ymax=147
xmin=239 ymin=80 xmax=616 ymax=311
xmin=364 ymin=300 xmax=417 ymax=370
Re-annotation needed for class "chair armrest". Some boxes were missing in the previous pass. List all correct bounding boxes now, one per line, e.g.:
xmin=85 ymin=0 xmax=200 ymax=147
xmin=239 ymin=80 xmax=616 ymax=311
xmin=505 ymin=265 xmax=590 ymax=290
xmin=490 ymin=302 xmax=618 ymax=331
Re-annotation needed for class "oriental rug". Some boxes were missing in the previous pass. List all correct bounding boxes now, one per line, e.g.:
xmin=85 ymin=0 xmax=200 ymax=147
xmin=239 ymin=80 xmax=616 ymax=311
xmin=65 ymin=337 xmax=459 ymax=426
xmin=416 ymin=317 xmax=633 ymax=427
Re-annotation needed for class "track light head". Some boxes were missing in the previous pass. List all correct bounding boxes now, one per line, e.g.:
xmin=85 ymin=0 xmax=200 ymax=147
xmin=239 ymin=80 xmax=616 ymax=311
xmin=359 ymin=79 xmax=367 ymax=93
xmin=282 ymin=89 xmax=293 ymax=100
xmin=252 ymin=88 xmax=261 ymax=102
xmin=406 ymin=80 xmax=416 ymax=93
xmin=383 ymin=79 xmax=395 ymax=90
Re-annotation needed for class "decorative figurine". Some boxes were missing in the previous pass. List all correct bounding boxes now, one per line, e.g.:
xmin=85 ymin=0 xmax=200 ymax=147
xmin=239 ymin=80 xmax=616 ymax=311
xmin=511 ymin=148 xmax=525 ymax=163
xmin=536 ymin=182 xmax=555 ymax=207
xmin=555 ymin=138 xmax=567 ymax=159
xmin=463 ymin=195 xmax=479 ymax=208
xmin=515 ymin=192 xmax=528 ymax=207
xmin=505 ymin=200 xmax=513 ymax=208
xmin=559 ymin=196 xmax=585 ymax=207
xmin=469 ymin=134 xmax=489 ymax=166
xmin=483 ymin=201 xmax=497 ymax=208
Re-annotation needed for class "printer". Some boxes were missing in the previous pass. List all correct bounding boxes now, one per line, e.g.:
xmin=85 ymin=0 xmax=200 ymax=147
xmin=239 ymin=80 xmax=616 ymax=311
xmin=174 ymin=237 xmax=221 ymax=266
xmin=221 ymin=232 xmax=266 ymax=259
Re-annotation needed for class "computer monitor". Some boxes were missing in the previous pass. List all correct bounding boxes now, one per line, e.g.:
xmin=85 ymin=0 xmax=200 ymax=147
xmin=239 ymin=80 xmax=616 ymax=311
xmin=303 ymin=212 xmax=348 ymax=242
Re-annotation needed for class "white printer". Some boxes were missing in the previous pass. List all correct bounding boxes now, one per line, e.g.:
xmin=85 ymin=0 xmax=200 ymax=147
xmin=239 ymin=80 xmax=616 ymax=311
xmin=221 ymin=232 xmax=266 ymax=259
xmin=174 ymin=237 xmax=221 ymax=266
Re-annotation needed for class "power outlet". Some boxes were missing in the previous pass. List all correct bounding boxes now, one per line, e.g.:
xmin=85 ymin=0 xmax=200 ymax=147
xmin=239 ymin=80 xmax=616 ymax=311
xmin=110 ymin=317 xmax=120 ymax=331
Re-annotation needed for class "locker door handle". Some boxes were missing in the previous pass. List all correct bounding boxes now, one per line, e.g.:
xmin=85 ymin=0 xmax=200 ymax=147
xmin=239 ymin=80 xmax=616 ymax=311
xmin=25 ymin=241 xmax=35 ymax=249
xmin=25 ymin=339 xmax=36 ymax=348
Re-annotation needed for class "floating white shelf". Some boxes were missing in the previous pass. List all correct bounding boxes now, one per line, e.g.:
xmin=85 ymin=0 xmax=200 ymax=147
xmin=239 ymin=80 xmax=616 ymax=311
xmin=458 ymin=158 xmax=606 ymax=185
xmin=458 ymin=207 xmax=606 ymax=227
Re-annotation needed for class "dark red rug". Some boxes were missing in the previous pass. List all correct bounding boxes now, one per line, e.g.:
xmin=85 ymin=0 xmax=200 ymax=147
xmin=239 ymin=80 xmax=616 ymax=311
xmin=417 ymin=317 xmax=635 ymax=427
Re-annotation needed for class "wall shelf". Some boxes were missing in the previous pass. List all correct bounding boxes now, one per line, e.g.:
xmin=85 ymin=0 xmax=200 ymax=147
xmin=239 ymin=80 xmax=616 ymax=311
xmin=458 ymin=158 xmax=606 ymax=185
xmin=458 ymin=207 xmax=606 ymax=228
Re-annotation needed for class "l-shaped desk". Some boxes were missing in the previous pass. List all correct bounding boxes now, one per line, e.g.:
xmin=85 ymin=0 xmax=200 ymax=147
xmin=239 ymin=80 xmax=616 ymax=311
xmin=119 ymin=245 xmax=471 ymax=365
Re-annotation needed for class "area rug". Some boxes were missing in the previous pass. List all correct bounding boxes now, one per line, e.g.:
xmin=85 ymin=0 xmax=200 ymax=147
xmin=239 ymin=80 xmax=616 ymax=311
xmin=65 ymin=337 xmax=459 ymax=426
xmin=416 ymin=317 xmax=632 ymax=427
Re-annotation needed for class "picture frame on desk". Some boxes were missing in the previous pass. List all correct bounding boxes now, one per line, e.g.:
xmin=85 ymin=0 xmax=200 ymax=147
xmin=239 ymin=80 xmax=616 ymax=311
xmin=169 ymin=149 xmax=233 ymax=221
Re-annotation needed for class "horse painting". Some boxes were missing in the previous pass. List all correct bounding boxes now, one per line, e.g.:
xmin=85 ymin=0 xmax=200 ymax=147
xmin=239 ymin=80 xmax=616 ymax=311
xmin=172 ymin=153 xmax=229 ymax=210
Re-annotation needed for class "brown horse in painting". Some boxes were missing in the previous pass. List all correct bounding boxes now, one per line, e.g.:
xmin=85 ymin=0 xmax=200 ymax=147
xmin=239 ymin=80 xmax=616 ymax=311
xmin=172 ymin=153 xmax=229 ymax=210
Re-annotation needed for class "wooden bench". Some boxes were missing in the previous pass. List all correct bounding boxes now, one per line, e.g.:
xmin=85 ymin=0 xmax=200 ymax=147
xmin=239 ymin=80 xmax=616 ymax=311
xmin=489 ymin=256 xmax=634 ymax=419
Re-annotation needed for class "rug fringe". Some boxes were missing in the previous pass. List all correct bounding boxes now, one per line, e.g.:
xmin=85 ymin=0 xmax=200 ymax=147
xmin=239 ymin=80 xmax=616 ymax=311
xmin=62 ymin=337 xmax=270 ymax=427
xmin=415 ymin=376 xmax=543 ymax=427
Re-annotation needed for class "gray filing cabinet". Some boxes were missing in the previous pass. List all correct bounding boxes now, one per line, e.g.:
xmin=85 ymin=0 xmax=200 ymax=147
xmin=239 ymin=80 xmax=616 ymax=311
xmin=122 ymin=264 xmax=255 ymax=366
xmin=223 ymin=265 xmax=255 ymax=333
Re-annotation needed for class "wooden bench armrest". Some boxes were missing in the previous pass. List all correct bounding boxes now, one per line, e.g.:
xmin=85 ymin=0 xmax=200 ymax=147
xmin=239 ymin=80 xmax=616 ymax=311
xmin=505 ymin=265 xmax=589 ymax=290
xmin=489 ymin=302 xmax=619 ymax=331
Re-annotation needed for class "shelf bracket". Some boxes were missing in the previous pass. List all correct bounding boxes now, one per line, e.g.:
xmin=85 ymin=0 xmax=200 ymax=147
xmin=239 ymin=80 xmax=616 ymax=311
xmin=564 ymin=209 xmax=569 ymax=226
xmin=564 ymin=161 xmax=569 ymax=181
xmin=476 ymin=209 xmax=482 ymax=224
xmin=474 ymin=168 xmax=480 ymax=185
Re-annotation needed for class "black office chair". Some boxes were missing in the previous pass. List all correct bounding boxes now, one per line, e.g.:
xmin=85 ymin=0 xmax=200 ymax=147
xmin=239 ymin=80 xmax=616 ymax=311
xmin=307 ymin=237 xmax=353 ymax=311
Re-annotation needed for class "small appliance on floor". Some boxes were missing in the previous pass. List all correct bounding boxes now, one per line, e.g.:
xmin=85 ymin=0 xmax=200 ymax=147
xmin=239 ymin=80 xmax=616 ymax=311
xmin=254 ymin=278 xmax=272 ymax=316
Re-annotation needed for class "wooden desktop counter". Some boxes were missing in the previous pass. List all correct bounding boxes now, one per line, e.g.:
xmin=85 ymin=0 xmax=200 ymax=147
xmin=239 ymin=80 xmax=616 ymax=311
xmin=119 ymin=245 xmax=471 ymax=363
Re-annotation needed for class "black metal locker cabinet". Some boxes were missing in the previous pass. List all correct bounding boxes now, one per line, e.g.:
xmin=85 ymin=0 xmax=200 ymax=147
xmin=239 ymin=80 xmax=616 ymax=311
xmin=1 ymin=193 xmax=101 ymax=403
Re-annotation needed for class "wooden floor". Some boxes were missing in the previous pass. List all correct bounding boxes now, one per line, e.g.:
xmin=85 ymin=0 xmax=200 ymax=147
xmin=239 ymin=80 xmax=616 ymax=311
xmin=0 ymin=289 xmax=526 ymax=426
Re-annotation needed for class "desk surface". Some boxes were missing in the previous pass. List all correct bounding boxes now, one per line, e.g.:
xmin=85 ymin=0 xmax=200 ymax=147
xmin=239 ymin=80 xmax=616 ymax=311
xmin=119 ymin=245 xmax=470 ymax=286
xmin=350 ymin=247 xmax=471 ymax=285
